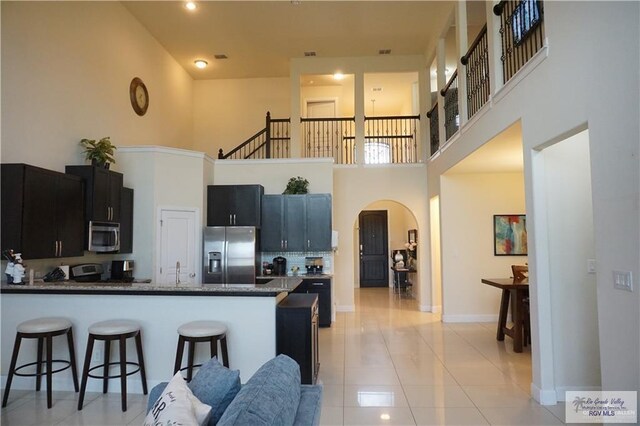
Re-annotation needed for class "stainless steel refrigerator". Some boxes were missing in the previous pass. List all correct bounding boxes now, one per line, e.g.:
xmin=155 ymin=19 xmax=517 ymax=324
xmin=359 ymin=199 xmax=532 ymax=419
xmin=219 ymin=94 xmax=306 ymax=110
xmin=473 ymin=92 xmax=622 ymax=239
xmin=203 ymin=227 xmax=257 ymax=284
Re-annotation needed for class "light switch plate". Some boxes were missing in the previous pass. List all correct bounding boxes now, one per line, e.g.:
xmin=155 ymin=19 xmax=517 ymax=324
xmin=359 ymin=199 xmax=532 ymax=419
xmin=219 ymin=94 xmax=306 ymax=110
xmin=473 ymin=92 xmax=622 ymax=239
xmin=587 ymin=259 xmax=596 ymax=274
xmin=613 ymin=270 xmax=633 ymax=292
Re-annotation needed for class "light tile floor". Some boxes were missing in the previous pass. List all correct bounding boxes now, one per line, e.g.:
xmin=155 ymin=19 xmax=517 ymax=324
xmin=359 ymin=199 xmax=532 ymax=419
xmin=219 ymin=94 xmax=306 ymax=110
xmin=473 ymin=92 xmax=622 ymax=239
xmin=1 ymin=288 xmax=568 ymax=425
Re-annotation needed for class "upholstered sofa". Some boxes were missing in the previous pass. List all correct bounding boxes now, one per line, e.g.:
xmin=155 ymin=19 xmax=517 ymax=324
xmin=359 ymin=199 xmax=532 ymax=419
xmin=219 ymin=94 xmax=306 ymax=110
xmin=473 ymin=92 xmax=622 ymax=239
xmin=145 ymin=355 xmax=322 ymax=426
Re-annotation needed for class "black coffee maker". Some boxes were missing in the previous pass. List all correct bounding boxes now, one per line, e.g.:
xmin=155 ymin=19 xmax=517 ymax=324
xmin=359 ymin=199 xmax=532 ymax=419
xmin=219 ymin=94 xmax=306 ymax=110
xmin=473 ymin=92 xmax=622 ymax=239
xmin=272 ymin=256 xmax=287 ymax=276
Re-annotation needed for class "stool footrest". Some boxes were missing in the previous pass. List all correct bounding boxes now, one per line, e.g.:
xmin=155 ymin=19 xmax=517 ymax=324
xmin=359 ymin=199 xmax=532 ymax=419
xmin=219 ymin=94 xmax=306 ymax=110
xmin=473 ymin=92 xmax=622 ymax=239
xmin=13 ymin=360 xmax=73 ymax=377
xmin=87 ymin=361 xmax=141 ymax=380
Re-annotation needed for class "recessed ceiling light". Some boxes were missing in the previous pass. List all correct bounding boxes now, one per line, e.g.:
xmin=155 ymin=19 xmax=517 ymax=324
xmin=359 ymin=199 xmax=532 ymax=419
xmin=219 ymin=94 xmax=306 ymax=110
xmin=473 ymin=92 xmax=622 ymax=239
xmin=309 ymin=80 xmax=314 ymax=84
xmin=214 ymin=54 xmax=228 ymax=60
xmin=380 ymin=413 xmax=391 ymax=420
xmin=333 ymin=72 xmax=345 ymax=80
xmin=185 ymin=1 xmax=197 ymax=11
xmin=194 ymin=60 xmax=208 ymax=69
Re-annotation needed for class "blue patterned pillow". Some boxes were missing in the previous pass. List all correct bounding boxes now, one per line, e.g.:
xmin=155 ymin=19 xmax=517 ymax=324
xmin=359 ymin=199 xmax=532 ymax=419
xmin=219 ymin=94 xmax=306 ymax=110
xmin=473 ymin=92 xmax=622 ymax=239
xmin=217 ymin=355 xmax=301 ymax=426
xmin=189 ymin=357 xmax=242 ymax=426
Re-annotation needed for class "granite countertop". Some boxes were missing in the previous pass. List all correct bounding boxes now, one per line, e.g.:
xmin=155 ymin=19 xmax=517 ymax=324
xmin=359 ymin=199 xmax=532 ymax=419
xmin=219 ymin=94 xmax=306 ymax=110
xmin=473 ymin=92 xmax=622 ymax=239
xmin=0 ymin=277 xmax=303 ymax=297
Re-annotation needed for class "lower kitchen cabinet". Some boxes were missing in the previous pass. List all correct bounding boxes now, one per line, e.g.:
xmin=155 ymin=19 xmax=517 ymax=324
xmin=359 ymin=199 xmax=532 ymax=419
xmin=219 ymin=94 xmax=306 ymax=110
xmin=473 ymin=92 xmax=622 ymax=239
xmin=1 ymin=164 xmax=84 ymax=259
xmin=276 ymin=293 xmax=319 ymax=384
xmin=294 ymin=278 xmax=332 ymax=327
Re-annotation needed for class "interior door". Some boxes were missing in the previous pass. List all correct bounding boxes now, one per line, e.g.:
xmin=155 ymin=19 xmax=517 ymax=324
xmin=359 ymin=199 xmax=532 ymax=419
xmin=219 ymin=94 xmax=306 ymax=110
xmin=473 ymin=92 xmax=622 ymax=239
xmin=359 ymin=210 xmax=389 ymax=287
xmin=159 ymin=209 xmax=197 ymax=285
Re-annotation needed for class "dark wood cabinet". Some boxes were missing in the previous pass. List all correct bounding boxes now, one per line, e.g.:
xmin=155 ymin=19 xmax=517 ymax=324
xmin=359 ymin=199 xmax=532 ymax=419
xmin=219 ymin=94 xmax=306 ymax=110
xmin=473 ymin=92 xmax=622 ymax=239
xmin=260 ymin=194 xmax=331 ymax=252
xmin=207 ymin=185 xmax=263 ymax=227
xmin=306 ymin=194 xmax=332 ymax=251
xmin=294 ymin=278 xmax=332 ymax=327
xmin=119 ymin=187 xmax=134 ymax=254
xmin=1 ymin=164 xmax=84 ymax=259
xmin=65 ymin=166 xmax=123 ymax=222
xmin=276 ymin=293 xmax=319 ymax=384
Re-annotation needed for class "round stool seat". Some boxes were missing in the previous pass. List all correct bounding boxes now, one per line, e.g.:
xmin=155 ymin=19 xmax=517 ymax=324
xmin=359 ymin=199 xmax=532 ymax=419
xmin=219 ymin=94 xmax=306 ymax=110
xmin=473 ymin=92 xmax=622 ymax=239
xmin=17 ymin=317 xmax=72 ymax=334
xmin=178 ymin=321 xmax=227 ymax=338
xmin=89 ymin=320 xmax=140 ymax=335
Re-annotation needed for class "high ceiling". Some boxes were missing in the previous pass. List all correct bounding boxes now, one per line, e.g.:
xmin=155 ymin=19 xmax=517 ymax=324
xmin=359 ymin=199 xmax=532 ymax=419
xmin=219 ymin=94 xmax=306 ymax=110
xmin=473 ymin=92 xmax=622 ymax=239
xmin=123 ymin=1 xmax=455 ymax=80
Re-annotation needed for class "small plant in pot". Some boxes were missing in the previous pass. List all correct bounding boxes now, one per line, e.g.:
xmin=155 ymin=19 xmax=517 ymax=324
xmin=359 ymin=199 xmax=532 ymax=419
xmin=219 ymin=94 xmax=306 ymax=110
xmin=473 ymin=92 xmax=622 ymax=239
xmin=283 ymin=176 xmax=309 ymax=194
xmin=79 ymin=136 xmax=116 ymax=169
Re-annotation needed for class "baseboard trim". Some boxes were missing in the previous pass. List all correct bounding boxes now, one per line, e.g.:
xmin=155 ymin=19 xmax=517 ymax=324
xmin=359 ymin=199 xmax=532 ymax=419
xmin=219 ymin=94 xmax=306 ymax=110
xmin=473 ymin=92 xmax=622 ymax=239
xmin=555 ymin=386 xmax=602 ymax=402
xmin=335 ymin=304 xmax=355 ymax=312
xmin=531 ymin=383 xmax=558 ymax=405
xmin=441 ymin=314 xmax=498 ymax=323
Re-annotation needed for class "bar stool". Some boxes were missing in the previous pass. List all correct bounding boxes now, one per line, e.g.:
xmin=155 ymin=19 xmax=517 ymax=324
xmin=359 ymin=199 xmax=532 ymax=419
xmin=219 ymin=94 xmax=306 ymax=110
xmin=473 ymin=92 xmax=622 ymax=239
xmin=77 ymin=320 xmax=147 ymax=412
xmin=2 ymin=317 xmax=79 ymax=409
xmin=174 ymin=320 xmax=229 ymax=381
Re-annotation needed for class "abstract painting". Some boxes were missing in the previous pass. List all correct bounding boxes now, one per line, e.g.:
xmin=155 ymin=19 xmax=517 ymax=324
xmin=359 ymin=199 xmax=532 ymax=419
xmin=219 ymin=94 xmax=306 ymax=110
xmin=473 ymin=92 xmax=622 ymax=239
xmin=494 ymin=214 xmax=528 ymax=256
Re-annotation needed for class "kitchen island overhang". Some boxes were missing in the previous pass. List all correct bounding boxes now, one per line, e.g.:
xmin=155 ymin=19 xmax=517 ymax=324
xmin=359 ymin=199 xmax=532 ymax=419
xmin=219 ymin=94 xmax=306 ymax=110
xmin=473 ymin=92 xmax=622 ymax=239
xmin=0 ymin=278 xmax=302 ymax=394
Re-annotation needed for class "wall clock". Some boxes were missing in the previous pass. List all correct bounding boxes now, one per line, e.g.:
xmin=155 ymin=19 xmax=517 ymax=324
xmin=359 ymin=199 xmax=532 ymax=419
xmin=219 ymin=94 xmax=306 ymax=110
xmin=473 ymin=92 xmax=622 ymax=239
xmin=129 ymin=77 xmax=149 ymax=116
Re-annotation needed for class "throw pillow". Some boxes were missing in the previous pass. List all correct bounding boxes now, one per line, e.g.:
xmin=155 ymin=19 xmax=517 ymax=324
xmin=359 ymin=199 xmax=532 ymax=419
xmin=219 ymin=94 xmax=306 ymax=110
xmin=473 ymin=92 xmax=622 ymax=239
xmin=144 ymin=372 xmax=212 ymax=426
xmin=217 ymin=354 xmax=301 ymax=426
xmin=189 ymin=357 xmax=242 ymax=425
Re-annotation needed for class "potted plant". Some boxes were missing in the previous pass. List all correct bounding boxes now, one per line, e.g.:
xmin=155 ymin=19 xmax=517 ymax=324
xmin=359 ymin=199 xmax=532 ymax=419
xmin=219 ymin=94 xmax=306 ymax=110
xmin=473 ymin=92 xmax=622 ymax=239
xmin=283 ymin=176 xmax=309 ymax=194
xmin=79 ymin=136 xmax=116 ymax=169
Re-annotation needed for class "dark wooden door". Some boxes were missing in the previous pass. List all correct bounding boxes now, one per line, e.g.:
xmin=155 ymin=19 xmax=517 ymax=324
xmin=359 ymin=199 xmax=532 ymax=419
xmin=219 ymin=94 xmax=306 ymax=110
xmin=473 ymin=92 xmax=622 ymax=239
xmin=359 ymin=210 xmax=389 ymax=287
xmin=107 ymin=171 xmax=123 ymax=222
xmin=22 ymin=167 xmax=58 ymax=258
xmin=207 ymin=185 xmax=233 ymax=226
xmin=284 ymin=195 xmax=306 ymax=251
xmin=233 ymin=185 xmax=263 ymax=227
xmin=306 ymin=194 xmax=332 ymax=251
xmin=55 ymin=174 xmax=85 ymax=257
xmin=261 ymin=195 xmax=284 ymax=251
xmin=119 ymin=187 xmax=134 ymax=253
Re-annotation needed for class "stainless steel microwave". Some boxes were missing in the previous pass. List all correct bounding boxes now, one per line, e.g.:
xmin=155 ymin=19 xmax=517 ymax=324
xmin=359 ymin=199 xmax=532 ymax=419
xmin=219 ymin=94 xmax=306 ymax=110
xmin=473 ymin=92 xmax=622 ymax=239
xmin=88 ymin=221 xmax=120 ymax=252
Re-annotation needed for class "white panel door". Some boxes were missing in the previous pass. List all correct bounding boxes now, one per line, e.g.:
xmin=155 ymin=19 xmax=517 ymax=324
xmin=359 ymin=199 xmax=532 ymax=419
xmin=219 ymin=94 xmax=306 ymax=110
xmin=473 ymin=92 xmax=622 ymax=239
xmin=159 ymin=209 xmax=197 ymax=285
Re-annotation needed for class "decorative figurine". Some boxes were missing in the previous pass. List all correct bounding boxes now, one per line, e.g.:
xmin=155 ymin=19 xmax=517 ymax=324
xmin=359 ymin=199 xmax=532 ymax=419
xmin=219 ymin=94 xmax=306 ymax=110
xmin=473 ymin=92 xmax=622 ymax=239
xmin=3 ymin=249 xmax=16 ymax=284
xmin=12 ymin=255 xmax=26 ymax=285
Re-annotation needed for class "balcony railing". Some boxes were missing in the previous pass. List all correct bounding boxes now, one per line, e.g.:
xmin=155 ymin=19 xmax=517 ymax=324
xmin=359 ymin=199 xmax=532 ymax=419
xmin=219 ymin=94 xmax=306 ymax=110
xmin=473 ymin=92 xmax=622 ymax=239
xmin=461 ymin=24 xmax=490 ymax=118
xmin=364 ymin=115 xmax=419 ymax=164
xmin=494 ymin=0 xmax=545 ymax=84
xmin=440 ymin=70 xmax=459 ymax=141
xmin=301 ymin=117 xmax=356 ymax=164
xmin=426 ymin=103 xmax=439 ymax=156
xmin=218 ymin=112 xmax=290 ymax=159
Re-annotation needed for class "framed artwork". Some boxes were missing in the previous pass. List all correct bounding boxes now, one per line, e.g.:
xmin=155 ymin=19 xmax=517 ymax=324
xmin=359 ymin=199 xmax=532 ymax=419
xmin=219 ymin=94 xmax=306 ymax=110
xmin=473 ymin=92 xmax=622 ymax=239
xmin=408 ymin=229 xmax=417 ymax=243
xmin=494 ymin=214 xmax=527 ymax=256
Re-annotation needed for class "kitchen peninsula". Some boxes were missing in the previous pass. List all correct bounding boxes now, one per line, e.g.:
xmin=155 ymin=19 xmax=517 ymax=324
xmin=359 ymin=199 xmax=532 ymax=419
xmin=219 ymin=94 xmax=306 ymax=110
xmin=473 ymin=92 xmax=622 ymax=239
xmin=0 ymin=277 xmax=302 ymax=393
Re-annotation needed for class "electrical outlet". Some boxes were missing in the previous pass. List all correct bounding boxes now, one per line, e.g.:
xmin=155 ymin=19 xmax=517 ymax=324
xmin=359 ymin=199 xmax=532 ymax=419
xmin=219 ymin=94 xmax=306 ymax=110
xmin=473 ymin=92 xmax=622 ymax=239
xmin=613 ymin=270 xmax=633 ymax=292
xmin=587 ymin=259 xmax=596 ymax=274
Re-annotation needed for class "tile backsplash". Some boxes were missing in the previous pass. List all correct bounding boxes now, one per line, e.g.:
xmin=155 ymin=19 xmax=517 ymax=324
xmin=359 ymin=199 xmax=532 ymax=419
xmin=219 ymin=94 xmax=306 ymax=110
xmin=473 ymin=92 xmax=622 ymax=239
xmin=260 ymin=252 xmax=332 ymax=274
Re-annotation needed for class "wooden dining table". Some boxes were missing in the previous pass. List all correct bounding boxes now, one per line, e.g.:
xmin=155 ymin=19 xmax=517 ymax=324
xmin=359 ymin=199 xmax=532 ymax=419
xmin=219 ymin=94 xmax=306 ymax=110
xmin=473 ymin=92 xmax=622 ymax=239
xmin=481 ymin=277 xmax=529 ymax=353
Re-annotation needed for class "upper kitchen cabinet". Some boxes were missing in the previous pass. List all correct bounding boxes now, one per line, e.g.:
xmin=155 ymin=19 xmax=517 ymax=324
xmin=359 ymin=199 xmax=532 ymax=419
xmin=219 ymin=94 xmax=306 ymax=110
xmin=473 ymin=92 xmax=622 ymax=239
xmin=260 ymin=194 xmax=332 ymax=252
xmin=119 ymin=187 xmax=134 ymax=254
xmin=207 ymin=185 xmax=264 ymax=227
xmin=66 ymin=165 xmax=123 ymax=223
xmin=306 ymin=194 xmax=332 ymax=251
xmin=1 ymin=164 xmax=84 ymax=259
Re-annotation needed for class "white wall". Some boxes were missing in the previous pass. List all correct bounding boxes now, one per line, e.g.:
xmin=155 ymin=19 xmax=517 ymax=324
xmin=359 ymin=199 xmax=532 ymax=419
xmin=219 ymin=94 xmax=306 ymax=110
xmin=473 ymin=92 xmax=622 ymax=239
xmin=333 ymin=165 xmax=429 ymax=311
xmin=440 ymin=172 xmax=526 ymax=321
xmin=213 ymin=158 xmax=333 ymax=195
xmin=543 ymin=130 xmax=600 ymax=396
xmin=193 ymin=78 xmax=291 ymax=158
xmin=427 ymin=1 xmax=639 ymax=403
xmin=1 ymin=2 xmax=193 ymax=173
xmin=301 ymin=79 xmax=355 ymax=117
xmin=430 ymin=196 xmax=442 ymax=312
xmin=117 ymin=147 xmax=211 ymax=280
